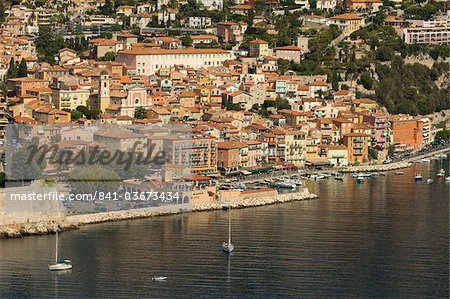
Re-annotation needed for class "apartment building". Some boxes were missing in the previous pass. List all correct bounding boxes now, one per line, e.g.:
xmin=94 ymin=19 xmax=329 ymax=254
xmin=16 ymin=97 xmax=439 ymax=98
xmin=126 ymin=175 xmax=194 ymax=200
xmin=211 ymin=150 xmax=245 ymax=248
xmin=7 ymin=77 xmax=48 ymax=96
xmin=389 ymin=116 xmax=424 ymax=149
xmin=396 ymin=26 xmax=450 ymax=45
xmin=163 ymin=135 xmax=217 ymax=174
xmin=363 ymin=113 xmax=388 ymax=150
xmin=51 ymin=77 xmax=90 ymax=111
xmin=343 ymin=132 xmax=370 ymax=164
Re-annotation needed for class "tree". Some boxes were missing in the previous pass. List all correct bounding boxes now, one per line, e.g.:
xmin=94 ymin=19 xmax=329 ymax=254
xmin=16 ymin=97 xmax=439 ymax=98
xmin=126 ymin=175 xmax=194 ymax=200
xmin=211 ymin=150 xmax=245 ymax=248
xmin=6 ymin=58 xmax=18 ymax=79
xmin=375 ymin=45 xmax=394 ymax=61
xmin=36 ymin=26 xmax=66 ymax=63
xmin=102 ymin=52 xmax=116 ymax=61
xmin=100 ymin=0 xmax=115 ymax=16
xmin=368 ymin=147 xmax=378 ymax=160
xmin=17 ymin=58 xmax=28 ymax=78
xmin=0 ymin=1 xmax=5 ymax=23
xmin=67 ymin=165 xmax=121 ymax=196
xmin=71 ymin=109 xmax=83 ymax=121
xmin=388 ymin=144 xmax=395 ymax=157
xmin=435 ymin=129 xmax=449 ymax=142
xmin=134 ymin=107 xmax=148 ymax=119
xmin=0 ymin=82 xmax=8 ymax=99
xmin=360 ymin=71 xmax=374 ymax=90
xmin=180 ymin=36 xmax=193 ymax=47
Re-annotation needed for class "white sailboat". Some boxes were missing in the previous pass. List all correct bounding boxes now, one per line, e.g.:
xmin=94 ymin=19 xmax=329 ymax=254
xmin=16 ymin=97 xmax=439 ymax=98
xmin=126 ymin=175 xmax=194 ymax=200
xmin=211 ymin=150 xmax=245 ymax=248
xmin=48 ymin=231 xmax=72 ymax=271
xmin=49 ymin=201 xmax=72 ymax=271
xmin=222 ymin=206 xmax=234 ymax=253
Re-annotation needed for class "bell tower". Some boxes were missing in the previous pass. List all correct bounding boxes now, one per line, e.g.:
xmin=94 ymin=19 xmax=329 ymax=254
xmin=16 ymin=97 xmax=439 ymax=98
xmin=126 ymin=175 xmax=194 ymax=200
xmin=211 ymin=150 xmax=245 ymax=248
xmin=98 ymin=71 xmax=111 ymax=112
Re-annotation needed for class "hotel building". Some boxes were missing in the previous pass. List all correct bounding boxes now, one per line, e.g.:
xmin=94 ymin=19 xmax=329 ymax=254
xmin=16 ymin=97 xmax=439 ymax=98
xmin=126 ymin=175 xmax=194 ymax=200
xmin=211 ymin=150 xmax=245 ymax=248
xmin=116 ymin=48 xmax=234 ymax=75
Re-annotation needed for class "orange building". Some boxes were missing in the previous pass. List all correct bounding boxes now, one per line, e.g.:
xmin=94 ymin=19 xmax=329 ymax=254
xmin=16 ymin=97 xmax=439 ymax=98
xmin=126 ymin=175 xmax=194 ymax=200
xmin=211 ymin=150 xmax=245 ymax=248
xmin=32 ymin=107 xmax=70 ymax=124
xmin=7 ymin=77 xmax=48 ymax=96
xmin=217 ymin=141 xmax=246 ymax=175
xmin=389 ymin=116 xmax=423 ymax=149
xmin=343 ymin=133 xmax=371 ymax=164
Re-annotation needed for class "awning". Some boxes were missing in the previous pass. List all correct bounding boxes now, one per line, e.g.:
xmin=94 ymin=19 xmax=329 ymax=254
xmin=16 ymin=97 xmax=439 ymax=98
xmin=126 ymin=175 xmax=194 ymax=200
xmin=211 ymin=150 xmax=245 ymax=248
xmin=305 ymin=158 xmax=331 ymax=166
xmin=247 ymin=167 xmax=273 ymax=174
xmin=240 ymin=170 xmax=253 ymax=175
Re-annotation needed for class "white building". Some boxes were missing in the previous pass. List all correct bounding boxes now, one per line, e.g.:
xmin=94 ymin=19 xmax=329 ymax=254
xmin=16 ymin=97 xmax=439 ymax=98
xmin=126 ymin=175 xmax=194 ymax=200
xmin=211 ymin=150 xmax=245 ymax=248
xmin=116 ymin=48 xmax=234 ymax=75
xmin=199 ymin=0 xmax=223 ymax=10
xmin=185 ymin=17 xmax=212 ymax=28
xmin=316 ymin=0 xmax=337 ymax=10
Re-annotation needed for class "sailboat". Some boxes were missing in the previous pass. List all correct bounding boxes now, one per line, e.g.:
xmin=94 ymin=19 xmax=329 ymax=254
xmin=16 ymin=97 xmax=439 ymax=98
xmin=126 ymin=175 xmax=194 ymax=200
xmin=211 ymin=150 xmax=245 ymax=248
xmin=222 ymin=206 xmax=234 ymax=253
xmin=49 ymin=201 xmax=72 ymax=271
xmin=48 ymin=231 xmax=72 ymax=271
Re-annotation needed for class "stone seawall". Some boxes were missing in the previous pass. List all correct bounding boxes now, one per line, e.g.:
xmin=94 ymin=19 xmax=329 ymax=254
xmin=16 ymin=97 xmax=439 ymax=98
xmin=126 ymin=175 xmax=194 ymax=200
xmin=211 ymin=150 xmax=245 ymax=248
xmin=0 ymin=189 xmax=318 ymax=238
xmin=341 ymin=147 xmax=450 ymax=173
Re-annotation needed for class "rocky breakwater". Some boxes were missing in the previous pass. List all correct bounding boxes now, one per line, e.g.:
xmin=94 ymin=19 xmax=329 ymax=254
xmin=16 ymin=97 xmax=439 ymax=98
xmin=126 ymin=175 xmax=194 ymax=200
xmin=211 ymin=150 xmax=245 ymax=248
xmin=0 ymin=220 xmax=78 ymax=238
xmin=0 ymin=188 xmax=318 ymax=238
xmin=191 ymin=187 xmax=318 ymax=211
xmin=341 ymin=161 xmax=412 ymax=173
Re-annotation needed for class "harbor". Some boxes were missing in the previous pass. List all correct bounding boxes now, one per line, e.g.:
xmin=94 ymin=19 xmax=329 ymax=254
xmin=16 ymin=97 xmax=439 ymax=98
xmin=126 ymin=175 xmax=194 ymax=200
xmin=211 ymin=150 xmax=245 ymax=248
xmin=0 ymin=156 xmax=448 ymax=298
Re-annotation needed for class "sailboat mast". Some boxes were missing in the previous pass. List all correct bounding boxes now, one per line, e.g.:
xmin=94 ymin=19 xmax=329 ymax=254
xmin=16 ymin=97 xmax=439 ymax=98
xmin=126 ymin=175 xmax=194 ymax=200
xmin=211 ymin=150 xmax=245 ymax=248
xmin=55 ymin=231 xmax=58 ymax=263
xmin=228 ymin=207 xmax=231 ymax=244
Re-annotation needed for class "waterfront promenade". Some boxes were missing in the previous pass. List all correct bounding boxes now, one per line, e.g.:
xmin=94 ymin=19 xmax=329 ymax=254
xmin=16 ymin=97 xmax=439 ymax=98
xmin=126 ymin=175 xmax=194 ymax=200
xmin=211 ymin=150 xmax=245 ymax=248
xmin=239 ymin=146 xmax=450 ymax=183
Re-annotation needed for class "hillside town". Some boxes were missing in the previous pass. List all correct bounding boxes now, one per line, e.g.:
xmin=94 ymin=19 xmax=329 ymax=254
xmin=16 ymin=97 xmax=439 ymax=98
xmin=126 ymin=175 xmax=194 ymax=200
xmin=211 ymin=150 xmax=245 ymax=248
xmin=0 ymin=0 xmax=449 ymax=179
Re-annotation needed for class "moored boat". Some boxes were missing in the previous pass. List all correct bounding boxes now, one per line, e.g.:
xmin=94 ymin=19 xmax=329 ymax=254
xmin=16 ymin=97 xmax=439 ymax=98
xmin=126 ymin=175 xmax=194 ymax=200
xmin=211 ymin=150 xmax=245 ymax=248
xmin=414 ymin=174 xmax=423 ymax=181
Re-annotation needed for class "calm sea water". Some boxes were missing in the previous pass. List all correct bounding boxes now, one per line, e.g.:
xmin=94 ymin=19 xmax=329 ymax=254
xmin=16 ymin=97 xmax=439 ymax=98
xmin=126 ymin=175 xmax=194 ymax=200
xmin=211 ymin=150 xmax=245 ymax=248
xmin=0 ymin=158 xmax=449 ymax=298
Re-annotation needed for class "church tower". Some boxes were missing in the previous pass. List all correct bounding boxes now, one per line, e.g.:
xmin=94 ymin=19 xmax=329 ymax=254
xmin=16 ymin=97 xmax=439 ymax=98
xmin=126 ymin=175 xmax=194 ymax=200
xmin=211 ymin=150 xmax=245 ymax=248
xmin=98 ymin=71 xmax=111 ymax=112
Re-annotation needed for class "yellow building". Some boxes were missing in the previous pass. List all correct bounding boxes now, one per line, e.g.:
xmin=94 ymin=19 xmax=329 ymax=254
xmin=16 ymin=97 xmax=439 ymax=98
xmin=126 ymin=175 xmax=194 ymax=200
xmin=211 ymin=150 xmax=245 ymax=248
xmin=249 ymin=39 xmax=270 ymax=58
xmin=330 ymin=14 xmax=365 ymax=32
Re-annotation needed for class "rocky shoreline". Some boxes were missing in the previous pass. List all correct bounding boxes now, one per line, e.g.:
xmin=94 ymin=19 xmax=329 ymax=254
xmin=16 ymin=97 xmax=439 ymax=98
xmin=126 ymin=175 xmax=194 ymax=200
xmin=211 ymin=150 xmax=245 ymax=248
xmin=0 ymin=189 xmax=318 ymax=239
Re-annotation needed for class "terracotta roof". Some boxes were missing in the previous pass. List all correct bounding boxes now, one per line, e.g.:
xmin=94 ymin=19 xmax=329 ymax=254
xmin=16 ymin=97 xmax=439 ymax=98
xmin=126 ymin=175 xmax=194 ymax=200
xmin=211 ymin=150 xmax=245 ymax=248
xmin=217 ymin=141 xmax=247 ymax=149
xmin=331 ymin=13 xmax=364 ymax=21
xmin=249 ymin=39 xmax=269 ymax=44
xmin=118 ymin=48 xmax=229 ymax=55
xmin=275 ymin=45 xmax=302 ymax=51
xmin=229 ymin=4 xmax=252 ymax=9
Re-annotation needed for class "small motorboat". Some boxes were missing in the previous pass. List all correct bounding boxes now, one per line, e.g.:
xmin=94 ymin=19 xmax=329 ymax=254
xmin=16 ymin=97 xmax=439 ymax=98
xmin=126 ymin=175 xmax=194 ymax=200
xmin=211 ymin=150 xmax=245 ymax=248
xmin=152 ymin=276 xmax=167 ymax=282
xmin=437 ymin=169 xmax=445 ymax=178
xmin=356 ymin=176 xmax=364 ymax=183
xmin=414 ymin=174 xmax=423 ymax=181
xmin=445 ymin=176 xmax=450 ymax=182
xmin=334 ymin=176 xmax=344 ymax=181
xmin=426 ymin=179 xmax=434 ymax=184
xmin=395 ymin=171 xmax=404 ymax=175
xmin=421 ymin=158 xmax=431 ymax=163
